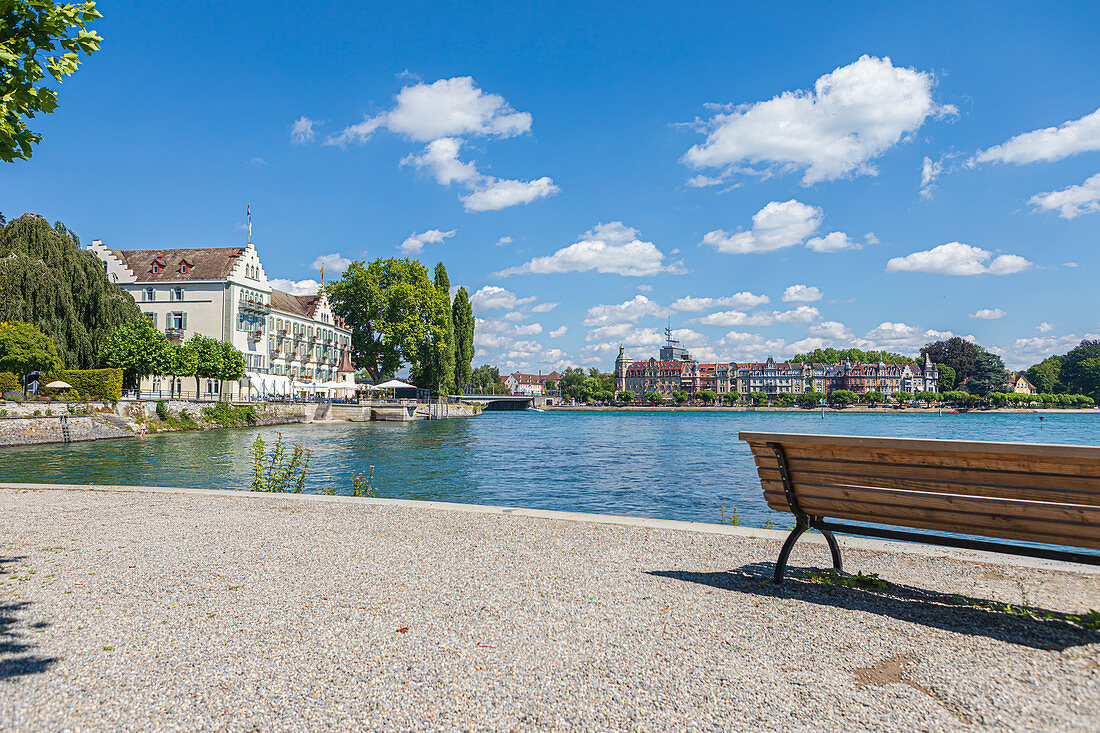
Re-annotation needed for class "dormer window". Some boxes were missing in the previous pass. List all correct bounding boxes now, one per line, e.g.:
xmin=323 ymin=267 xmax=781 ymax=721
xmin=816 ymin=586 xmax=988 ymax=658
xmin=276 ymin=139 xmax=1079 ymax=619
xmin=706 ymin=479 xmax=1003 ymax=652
xmin=180 ymin=262 xmax=189 ymax=274
xmin=151 ymin=263 xmax=160 ymax=274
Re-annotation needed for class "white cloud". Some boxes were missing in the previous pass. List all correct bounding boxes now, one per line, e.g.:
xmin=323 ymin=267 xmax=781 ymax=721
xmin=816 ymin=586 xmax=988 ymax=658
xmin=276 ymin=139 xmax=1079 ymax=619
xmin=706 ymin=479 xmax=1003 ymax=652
xmin=531 ymin=302 xmax=559 ymax=313
xmin=401 ymin=138 xmax=560 ymax=212
xmin=1028 ymin=172 xmax=1100 ymax=219
xmin=782 ymin=284 xmax=823 ymax=302
xmin=1037 ymin=322 xmax=1055 ymax=333
xmin=864 ymin=232 xmax=880 ymax=245
xmin=682 ymin=55 xmax=952 ymax=185
xmin=860 ymin=322 xmax=965 ymax=354
xmin=268 ymin=278 xmax=320 ymax=295
xmin=582 ymin=295 xmax=666 ymax=326
xmin=469 ymin=285 xmax=536 ymax=311
xmin=972 ymin=107 xmax=1100 ymax=165
xmin=461 ymin=176 xmax=559 ymax=212
xmin=495 ymin=236 xmax=513 ymax=246
xmin=886 ymin=242 xmax=1033 ymax=276
xmin=402 ymin=137 xmax=480 ymax=185
xmin=637 ymin=284 xmax=653 ymax=292
xmin=1064 ymin=262 xmax=1078 ymax=268
xmin=249 ymin=157 xmax=267 ymax=165
xmin=399 ymin=228 xmax=456 ymax=255
xmin=327 ymin=76 xmax=532 ymax=145
xmin=807 ymin=321 xmax=853 ymax=340
xmin=920 ymin=155 xmax=942 ymax=199
xmin=805 ymin=231 xmax=860 ymax=253
xmin=695 ymin=305 xmax=820 ymax=327
xmin=970 ymin=308 xmax=1007 ymax=320
xmin=702 ymin=200 xmax=822 ymax=254
xmin=310 ymin=253 xmax=352 ymax=276
xmin=549 ymin=326 xmax=567 ymax=338
xmin=999 ymin=332 xmax=1100 ymax=369
xmin=503 ymin=311 xmax=527 ymax=322
xmin=290 ymin=116 xmax=316 ymax=145
xmin=514 ymin=323 xmax=543 ymax=336
xmin=499 ymin=222 xmax=685 ymax=277
xmin=716 ymin=331 xmax=790 ymax=361
xmin=669 ymin=292 xmax=770 ymax=311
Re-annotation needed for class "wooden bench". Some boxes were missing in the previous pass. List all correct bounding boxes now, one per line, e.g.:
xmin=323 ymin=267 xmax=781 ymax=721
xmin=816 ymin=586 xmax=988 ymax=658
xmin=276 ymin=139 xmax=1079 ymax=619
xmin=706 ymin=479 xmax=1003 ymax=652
xmin=739 ymin=432 xmax=1100 ymax=583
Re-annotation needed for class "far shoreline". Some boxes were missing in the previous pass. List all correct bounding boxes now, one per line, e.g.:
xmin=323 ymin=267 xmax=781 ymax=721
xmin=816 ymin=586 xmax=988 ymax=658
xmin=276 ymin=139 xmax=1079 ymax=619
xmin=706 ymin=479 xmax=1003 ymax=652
xmin=544 ymin=405 xmax=1100 ymax=414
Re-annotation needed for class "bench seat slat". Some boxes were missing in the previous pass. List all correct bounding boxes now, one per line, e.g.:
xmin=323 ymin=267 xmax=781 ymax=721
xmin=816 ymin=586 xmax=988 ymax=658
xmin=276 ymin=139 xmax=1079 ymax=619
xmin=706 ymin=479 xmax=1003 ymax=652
xmin=762 ymin=489 xmax=1100 ymax=549
xmin=740 ymin=432 xmax=1100 ymax=461
xmin=748 ymin=441 xmax=1100 ymax=477
xmin=754 ymin=464 xmax=1100 ymax=507
xmin=759 ymin=482 xmax=1100 ymax=526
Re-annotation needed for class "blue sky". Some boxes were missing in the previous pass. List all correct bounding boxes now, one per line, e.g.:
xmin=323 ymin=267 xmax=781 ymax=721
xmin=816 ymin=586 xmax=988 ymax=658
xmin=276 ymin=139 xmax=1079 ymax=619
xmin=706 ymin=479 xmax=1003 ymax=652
xmin=3 ymin=1 xmax=1098 ymax=370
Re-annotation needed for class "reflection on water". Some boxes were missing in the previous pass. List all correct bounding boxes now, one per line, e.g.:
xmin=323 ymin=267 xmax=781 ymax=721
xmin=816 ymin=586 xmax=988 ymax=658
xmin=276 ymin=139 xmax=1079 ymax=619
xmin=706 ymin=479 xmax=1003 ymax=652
xmin=1 ymin=411 xmax=1098 ymax=527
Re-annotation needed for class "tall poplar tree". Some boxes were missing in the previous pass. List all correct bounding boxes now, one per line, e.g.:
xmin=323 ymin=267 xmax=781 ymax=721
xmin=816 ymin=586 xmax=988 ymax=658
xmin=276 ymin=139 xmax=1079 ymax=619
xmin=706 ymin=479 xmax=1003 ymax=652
xmin=0 ymin=214 xmax=140 ymax=368
xmin=451 ymin=286 xmax=474 ymax=391
xmin=431 ymin=262 xmax=455 ymax=395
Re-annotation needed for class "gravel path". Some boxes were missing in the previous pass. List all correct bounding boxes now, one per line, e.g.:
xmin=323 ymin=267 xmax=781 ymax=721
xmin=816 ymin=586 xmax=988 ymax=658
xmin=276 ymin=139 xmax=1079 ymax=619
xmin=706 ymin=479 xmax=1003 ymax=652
xmin=1 ymin=486 xmax=1098 ymax=731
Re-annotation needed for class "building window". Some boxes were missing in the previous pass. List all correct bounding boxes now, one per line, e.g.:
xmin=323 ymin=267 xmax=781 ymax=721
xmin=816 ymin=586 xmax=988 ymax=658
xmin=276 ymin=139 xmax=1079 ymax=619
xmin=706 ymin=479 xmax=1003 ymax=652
xmin=172 ymin=287 xmax=184 ymax=301
xmin=180 ymin=262 xmax=189 ymax=274
xmin=143 ymin=312 xmax=156 ymax=326
xmin=144 ymin=288 xmax=154 ymax=301
xmin=151 ymin=263 xmax=160 ymax=274
xmin=169 ymin=312 xmax=184 ymax=330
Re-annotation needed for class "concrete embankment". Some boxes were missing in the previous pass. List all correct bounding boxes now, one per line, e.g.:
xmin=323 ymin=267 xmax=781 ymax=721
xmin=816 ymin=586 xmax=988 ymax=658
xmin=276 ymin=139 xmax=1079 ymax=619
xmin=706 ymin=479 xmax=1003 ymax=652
xmin=0 ymin=414 xmax=132 ymax=447
xmin=1 ymin=483 xmax=1097 ymax=730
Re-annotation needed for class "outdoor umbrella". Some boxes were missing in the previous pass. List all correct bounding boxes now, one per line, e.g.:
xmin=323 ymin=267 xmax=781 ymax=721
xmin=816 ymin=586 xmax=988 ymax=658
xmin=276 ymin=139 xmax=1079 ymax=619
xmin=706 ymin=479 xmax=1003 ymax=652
xmin=44 ymin=380 xmax=73 ymax=389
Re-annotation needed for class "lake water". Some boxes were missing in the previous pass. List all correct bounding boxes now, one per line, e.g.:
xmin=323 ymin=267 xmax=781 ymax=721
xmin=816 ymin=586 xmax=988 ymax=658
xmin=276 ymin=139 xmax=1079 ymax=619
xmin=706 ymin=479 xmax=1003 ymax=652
xmin=2 ymin=411 xmax=1098 ymax=531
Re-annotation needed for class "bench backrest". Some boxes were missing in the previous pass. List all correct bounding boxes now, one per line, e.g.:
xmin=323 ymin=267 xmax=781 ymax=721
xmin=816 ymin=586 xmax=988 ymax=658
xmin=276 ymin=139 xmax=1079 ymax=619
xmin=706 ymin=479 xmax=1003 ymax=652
xmin=739 ymin=432 xmax=1100 ymax=550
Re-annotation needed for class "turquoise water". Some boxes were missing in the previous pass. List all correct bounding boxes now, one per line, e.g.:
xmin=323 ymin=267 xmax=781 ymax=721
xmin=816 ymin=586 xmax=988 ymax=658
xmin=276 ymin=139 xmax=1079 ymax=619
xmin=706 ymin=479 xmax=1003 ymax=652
xmin=1 ymin=411 xmax=1098 ymax=530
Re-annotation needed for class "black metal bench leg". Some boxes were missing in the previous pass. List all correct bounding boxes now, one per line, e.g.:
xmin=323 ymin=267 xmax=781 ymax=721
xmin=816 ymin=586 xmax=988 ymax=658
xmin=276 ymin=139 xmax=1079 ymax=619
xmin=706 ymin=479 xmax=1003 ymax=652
xmin=773 ymin=523 xmax=807 ymax=584
xmin=819 ymin=526 xmax=843 ymax=573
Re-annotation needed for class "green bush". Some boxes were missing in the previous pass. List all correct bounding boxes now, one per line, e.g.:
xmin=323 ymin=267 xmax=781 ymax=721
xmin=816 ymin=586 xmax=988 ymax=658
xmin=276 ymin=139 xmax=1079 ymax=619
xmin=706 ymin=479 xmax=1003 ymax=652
xmin=156 ymin=400 xmax=170 ymax=421
xmin=0 ymin=372 xmax=20 ymax=393
xmin=2 ymin=390 xmax=24 ymax=402
xmin=202 ymin=401 xmax=258 ymax=427
xmin=53 ymin=368 xmax=123 ymax=401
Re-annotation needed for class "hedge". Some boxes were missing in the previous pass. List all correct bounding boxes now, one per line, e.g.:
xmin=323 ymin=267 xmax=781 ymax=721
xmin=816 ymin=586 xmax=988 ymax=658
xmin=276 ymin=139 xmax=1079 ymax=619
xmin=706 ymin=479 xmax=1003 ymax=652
xmin=54 ymin=368 xmax=123 ymax=401
xmin=0 ymin=372 xmax=19 ymax=394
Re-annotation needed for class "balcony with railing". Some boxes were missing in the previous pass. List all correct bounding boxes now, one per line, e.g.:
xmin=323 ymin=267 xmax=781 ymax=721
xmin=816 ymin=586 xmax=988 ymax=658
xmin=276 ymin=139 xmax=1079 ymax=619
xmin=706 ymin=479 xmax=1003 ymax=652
xmin=239 ymin=297 xmax=271 ymax=315
xmin=165 ymin=326 xmax=184 ymax=341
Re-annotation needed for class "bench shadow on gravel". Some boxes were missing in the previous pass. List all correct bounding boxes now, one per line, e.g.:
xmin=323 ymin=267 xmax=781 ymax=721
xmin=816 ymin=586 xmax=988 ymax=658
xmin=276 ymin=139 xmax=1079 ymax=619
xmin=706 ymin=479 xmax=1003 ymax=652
xmin=648 ymin=562 xmax=1100 ymax=651
xmin=0 ymin=556 xmax=57 ymax=681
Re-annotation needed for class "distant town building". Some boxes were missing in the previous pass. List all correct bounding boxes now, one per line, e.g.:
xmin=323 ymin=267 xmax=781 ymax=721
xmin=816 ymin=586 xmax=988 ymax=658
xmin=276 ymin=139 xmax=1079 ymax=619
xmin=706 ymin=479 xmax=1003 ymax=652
xmin=1006 ymin=373 xmax=1037 ymax=395
xmin=505 ymin=371 xmax=562 ymax=395
xmin=613 ymin=327 xmax=939 ymax=401
xmin=88 ymin=239 xmax=356 ymax=398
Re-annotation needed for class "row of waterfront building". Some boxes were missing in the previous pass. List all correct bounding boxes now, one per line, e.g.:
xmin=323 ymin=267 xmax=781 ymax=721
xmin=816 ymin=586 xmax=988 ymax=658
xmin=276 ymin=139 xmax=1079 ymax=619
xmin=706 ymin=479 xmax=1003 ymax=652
xmin=613 ymin=329 xmax=941 ymax=399
xmin=88 ymin=239 xmax=356 ymax=399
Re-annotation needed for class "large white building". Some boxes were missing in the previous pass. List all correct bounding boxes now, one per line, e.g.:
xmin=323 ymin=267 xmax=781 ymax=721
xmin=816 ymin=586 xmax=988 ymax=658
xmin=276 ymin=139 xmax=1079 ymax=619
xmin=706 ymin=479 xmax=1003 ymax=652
xmin=88 ymin=239 xmax=356 ymax=398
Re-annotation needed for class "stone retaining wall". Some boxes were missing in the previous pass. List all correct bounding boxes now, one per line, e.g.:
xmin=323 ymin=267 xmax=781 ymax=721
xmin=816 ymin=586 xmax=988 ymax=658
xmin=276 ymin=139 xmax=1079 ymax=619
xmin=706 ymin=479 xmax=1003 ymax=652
xmin=0 ymin=415 xmax=133 ymax=447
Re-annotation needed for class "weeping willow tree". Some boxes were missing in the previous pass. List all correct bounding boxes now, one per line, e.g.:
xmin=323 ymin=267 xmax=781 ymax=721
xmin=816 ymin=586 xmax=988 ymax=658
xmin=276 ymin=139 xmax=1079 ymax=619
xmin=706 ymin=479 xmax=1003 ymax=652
xmin=0 ymin=213 xmax=140 ymax=369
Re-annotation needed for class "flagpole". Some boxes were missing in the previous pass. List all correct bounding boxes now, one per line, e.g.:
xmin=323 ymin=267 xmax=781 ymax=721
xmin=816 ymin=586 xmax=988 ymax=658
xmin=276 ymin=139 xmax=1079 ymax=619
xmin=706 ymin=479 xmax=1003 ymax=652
xmin=247 ymin=203 xmax=252 ymax=244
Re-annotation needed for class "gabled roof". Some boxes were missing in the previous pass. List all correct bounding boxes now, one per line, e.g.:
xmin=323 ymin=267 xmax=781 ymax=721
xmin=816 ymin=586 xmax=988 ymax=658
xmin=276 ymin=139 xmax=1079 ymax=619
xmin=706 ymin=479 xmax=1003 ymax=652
xmin=270 ymin=289 xmax=322 ymax=318
xmin=108 ymin=246 xmax=247 ymax=281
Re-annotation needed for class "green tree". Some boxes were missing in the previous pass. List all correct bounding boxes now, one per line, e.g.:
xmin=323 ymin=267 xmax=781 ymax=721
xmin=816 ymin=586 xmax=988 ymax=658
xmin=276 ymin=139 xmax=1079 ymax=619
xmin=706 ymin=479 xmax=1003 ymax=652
xmin=749 ymin=391 xmax=768 ymax=406
xmin=218 ymin=341 xmax=246 ymax=396
xmin=965 ymin=351 xmax=1009 ymax=397
xmin=186 ymin=334 xmax=224 ymax=396
xmin=672 ymin=390 xmax=689 ymax=404
xmin=470 ymin=364 xmax=502 ymax=393
xmin=0 ymin=214 xmax=140 ymax=368
xmin=723 ymin=392 xmax=741 ymax=405
xmin=936 ymin=364 xmax=955 ymax=393
xmin=921 ymin=337 xmax=983 ymax=388
xmin=830 ymin=390 xmax=858 ymax=406
xmin=415 ymin=262 xmax=455 ymax=395
xmin=99 ymin=317 xmax=170 ymax=389
xmin=643 ymin=391 xmax=662 ymax=404
xmin=865 ymin=390 xmax=886 ymax=405
xmin=1025 ymin=355 xmax=1064 ymax=394
xmin=914 ymin=390 xmax=938 ymax=404
xmin=161 ymin=341 xmax=197 ymax=395
xmin=0 ymin=320 xmax=62 ymax=377
xmin=789 ymin=348 xmax=915 ymax=365
xmin=1 ymin=1 xmax=102 ymax=162
xmin=696 ymin=389 xmax=717 ymax=404
xmin=1060 ymin=340 xmax=1100 ymax=401
xmin=617 ymin=390 xmax=635 ymax=403
xmin=451 ymin=286 xmax=474 ymax=391
xmin=559 ymin=367 xmax=587 ymax=403
xmin=326 ymin=258 xmax=444 ymax=384
xmin=796 ymin=391 xmax=826 ymax=409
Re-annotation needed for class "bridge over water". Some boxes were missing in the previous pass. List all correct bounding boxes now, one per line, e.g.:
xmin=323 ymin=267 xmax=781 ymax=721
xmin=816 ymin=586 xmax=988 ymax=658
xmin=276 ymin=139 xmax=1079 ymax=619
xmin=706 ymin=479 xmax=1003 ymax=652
xmin=453 ymin=394 xmax=547 ymax=411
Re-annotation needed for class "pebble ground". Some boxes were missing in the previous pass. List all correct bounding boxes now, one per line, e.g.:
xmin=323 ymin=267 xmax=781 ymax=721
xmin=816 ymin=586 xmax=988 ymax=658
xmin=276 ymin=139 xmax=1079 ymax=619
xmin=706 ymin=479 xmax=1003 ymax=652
xmin=1 ymin=486 xmax=1098 ymax=731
